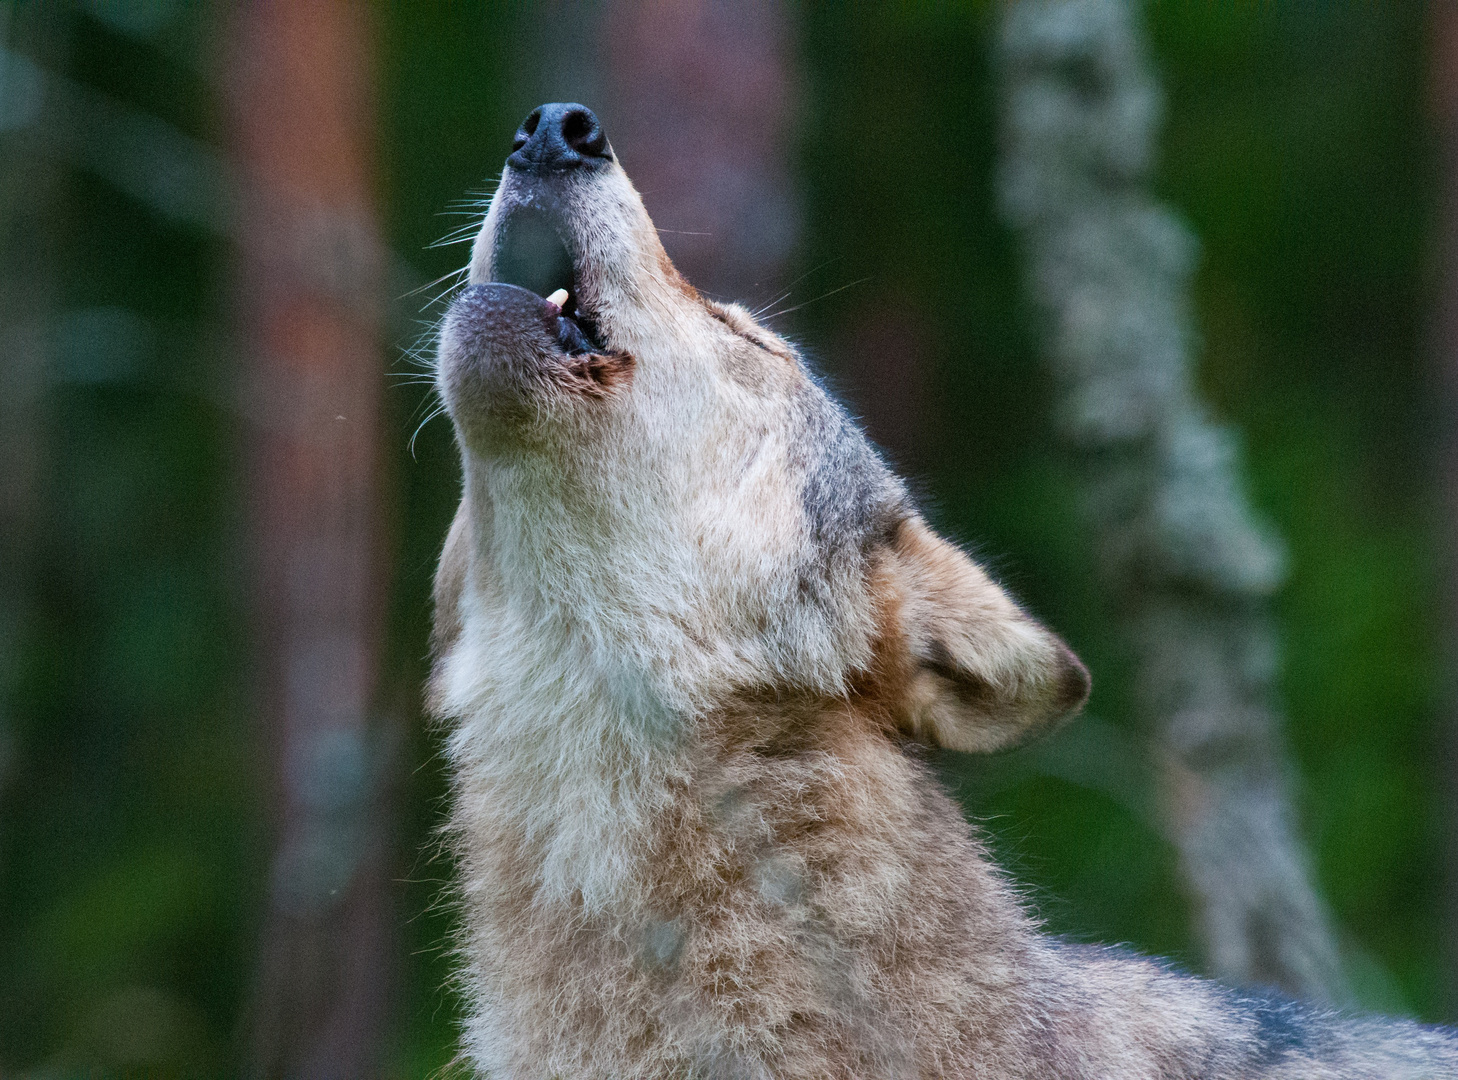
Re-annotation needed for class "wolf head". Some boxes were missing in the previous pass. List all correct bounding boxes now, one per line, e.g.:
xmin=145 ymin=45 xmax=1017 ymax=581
xmin=433 ymin=102 xmax=1088 ymax=752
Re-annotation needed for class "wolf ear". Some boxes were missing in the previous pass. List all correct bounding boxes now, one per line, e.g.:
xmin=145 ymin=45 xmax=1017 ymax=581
xmin=425 ymin=501 xmax=476 ymax=718
xmin=888 ymin=519 xmax=1089 ymax=753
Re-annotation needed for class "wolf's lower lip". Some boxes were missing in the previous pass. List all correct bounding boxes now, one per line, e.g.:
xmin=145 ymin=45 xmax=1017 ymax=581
xmin=450 ymin=282 xmax=600 ymax=364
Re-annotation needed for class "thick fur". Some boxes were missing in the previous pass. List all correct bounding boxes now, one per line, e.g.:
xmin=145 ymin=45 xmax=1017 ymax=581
xmin=429 ymin=114 xmax=1458 ymax=1078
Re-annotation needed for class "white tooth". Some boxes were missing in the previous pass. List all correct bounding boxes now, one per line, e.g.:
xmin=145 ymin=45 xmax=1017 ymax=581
xmin=546 ymin=288 xmax=569 ymax=308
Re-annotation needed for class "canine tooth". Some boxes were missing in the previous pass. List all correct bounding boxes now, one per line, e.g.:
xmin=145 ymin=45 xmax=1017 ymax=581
xmin=546 ymin=288 xmax=569 ymax=309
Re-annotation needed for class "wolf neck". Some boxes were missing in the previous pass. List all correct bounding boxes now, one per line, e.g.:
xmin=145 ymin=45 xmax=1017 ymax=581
xmin=445 ymin=452 xmax=875 ymax=912
xmin=439 ymin=459 xmax=699 ymax=912
xmin=445 ymin=621 xmax=686 ymax=913
xmin=465 ymin=452 xmax=708 ymax=710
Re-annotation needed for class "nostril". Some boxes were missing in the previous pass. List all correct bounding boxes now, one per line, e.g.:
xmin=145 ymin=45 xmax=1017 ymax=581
xmin=512 ymin=108 xmax=541 ymax=152
xmin=561 ymin=108 xmax=608 ymax=159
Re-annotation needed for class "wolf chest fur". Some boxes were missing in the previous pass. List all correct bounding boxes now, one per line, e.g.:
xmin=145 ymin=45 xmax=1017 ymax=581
xmin=428 ymin=103 xmax=1458 ymax=1079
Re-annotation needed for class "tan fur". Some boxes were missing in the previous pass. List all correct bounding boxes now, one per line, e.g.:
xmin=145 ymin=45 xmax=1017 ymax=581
xmin=428 ymin=116 xmax=1457 ymax=1078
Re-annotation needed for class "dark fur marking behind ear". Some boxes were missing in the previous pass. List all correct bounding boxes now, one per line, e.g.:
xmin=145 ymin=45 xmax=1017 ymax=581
xmin=794 ymin=383 xmax=908 ymax=558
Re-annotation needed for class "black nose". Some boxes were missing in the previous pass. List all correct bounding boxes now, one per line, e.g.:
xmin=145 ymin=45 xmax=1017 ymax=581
xmin=507 ymin=103 xmax=612 ymax=174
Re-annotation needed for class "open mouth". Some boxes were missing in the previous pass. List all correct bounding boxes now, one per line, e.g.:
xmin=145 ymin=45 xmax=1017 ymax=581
xmin=491 ymin=206 xmax=605 ymax=355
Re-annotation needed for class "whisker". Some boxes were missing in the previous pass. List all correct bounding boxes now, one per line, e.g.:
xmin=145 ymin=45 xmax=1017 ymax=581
xmin=427 ymin=230 xmax=480 ymax=249
xmin=424 ymin=276 xmax=470 ymax=308
xmin=428 ymin=223 xmax=485 ymax=249
xmin=762 ymin=277 xmax=871 ymax=321
xmin=401 ymin=265 xmax=470 ymax=302
xmin=409 ymin=400 xmax=449 ymax=458
xmin=749 ymin=290 xmax=794 ymax=320
xmin=396 ymin=328 xmax=446 ymax=372
xmin=747 ymin=259 xmax=842 ymax=318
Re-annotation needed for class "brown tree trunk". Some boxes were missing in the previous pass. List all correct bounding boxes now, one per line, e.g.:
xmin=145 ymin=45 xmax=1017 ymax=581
xmin=835 ymin=301 xmax=929 ymax=472
xmin=225 ymin=2 xmax=395 ymax=1075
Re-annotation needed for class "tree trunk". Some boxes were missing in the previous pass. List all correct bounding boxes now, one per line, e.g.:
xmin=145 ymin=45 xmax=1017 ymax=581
xmin=226 ymin=2 xmax=395 ymax=1074
xmin=998 ymin=0 xmax=1348 ymax=1003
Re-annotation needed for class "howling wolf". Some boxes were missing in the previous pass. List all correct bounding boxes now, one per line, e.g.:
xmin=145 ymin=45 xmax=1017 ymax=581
xmin=428 ymin=102 xmax=1458 ymax=1079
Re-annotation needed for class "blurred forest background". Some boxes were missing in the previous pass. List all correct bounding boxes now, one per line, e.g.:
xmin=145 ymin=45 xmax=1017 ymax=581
xmin=1 ymin=0 xmax=1454 ymax=1075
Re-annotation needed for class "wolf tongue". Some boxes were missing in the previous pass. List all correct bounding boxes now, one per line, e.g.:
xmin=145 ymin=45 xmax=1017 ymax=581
xmin=554 ymin=314 xmax=592 ymax=354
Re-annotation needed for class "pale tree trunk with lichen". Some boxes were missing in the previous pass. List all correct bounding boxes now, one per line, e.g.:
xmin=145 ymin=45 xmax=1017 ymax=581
xmin=997 ymin=0 xmax=1348 ymax=1002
